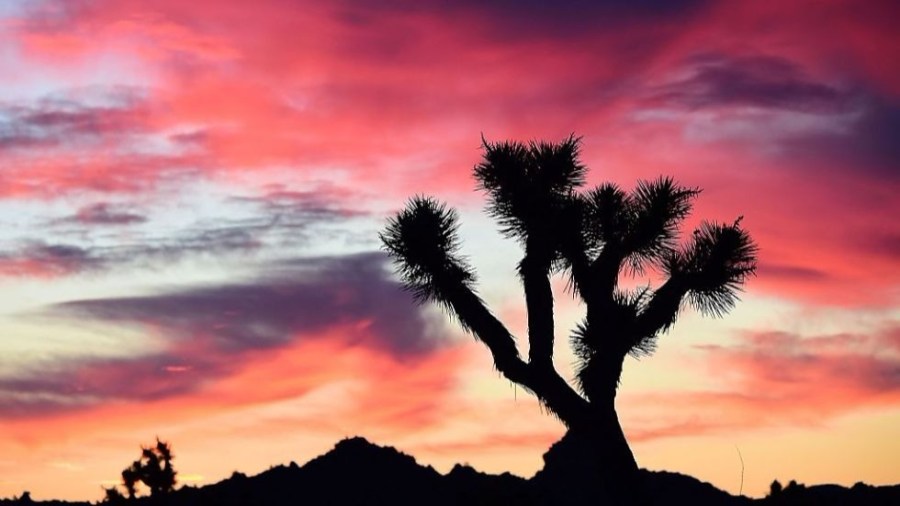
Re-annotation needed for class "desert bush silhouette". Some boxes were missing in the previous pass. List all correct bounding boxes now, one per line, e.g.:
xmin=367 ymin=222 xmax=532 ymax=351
xmin=380 ymin=135 xmax=757 ymax=503
xmin=108 ymin=438 xmax=177 ymax=501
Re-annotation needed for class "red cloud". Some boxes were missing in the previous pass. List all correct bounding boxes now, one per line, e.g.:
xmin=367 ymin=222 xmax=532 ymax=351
xmin=2 ymin=326 xmax=471 ymax=449
xmin=4 ymin=1 xmax=898 ymax=313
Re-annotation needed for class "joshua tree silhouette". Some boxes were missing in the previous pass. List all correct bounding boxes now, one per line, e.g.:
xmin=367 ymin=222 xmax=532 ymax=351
xmin=380 ymin=136 xmax=757 ymax=503
xmin=117 ymin=438 xmax=177 ymax=499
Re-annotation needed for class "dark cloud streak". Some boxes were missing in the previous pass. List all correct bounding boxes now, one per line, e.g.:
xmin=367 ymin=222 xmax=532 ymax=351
xmin=0 ymin=252 xmax=450 ymax=418
xmin=54 ymin=252 xmax=439 ymax=356
xmin=0 ymin=242 xmax=98 ymax=276
xmin=0 ymin=88 xmax=149 ymax=151
xmin=63 ymin=203 xmax=147 ymax=226
xmin=649 ymin=54 xmax=854 ymax=113
xmin=782 ymin=97 xmax=900 ymax=178
xmin=646 ymin=53 xmax=900 ymax=179
xmin=337 ymin=0 xmax=710 ymax=39
xmin=0 ymin=186 xmax=368 ymax=277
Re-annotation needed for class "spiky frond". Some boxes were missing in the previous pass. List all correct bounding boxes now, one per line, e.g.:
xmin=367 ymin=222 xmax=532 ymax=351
xmin=624 ymin=177 xmax=699 ymax=269
xmin=583 ymin=183 xmax=629 ymax=248
xmin=556 ymin=192 xmax=596 ymax=296
xmin=528 ymin=135 xmax=587 ymax=193
xmin=569 ymin=319 xmax=594 ymax=396
xmin=570 ymin=318 xmax=634 ymax=400
xmin=612 ymin=287 xmax=661 ymax=358
xmin=379 ymin=196 xmax=476 ymax=308
xmin=676 ymin=220 xmax=758 ymax=317
xmin=475 ymin=135 xmax=586 ymax=244
xmin=570 ymin=285 xmax=656 ymax=392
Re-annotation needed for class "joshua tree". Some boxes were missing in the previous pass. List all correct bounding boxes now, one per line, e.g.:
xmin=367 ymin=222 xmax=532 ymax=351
xmin=140 ymin=438 xmax=177 ymax=497
xmin=380 ymin=136 xmax=757 ymax=502
xmin=121 ymin=463 xmax=140 ymax=500
xmin=117 ymin=438 xmax=177 ymax=499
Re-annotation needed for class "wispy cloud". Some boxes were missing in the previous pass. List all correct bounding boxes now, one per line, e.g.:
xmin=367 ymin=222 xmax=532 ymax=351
xmin=648 ymin=53 xmax=854 ymax=113
xmin=0 ymin=243 xmax=98 ymax=277
xmin=0 ymin=87 xmax=150 ymax=151
xmin=0 ymin=186 xmax=368 ymax=277
xmin=0 ymin=253 xmax=453 ymax=418
xmin=624 ymin=326 xmax=900 ymax=441
xmin=60 ymin=203 xmax=147 ymax=226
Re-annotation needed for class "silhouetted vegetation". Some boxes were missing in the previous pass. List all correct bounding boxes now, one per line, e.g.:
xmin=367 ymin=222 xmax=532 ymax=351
xmin=380 ymin=136 xmax=758 ymax=503
xmin=770 ymin=479 xmax=784 ymax=496
xmin=101 ymin=487 xmax=125 ymax=504
xmin=104 ymin=438 xmax=177 ymax=502
xmin=4 ymin=437 xmax=897 ymax=505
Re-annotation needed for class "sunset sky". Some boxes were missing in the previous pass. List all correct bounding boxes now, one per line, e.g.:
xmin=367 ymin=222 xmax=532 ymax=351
xmin=1 ymin=0 xmax=898 ymax=501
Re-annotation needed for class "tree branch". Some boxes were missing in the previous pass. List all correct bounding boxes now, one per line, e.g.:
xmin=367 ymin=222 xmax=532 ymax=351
xmin=380 ymin=195 xmax=590 ymax=424
xmin=438 ymin=271 xmax=588 ymax=424
xmin=632 ymin=275 xmax=687 ymax=345
xmin=439 ymin=274 xmax=526 ymax=375
xmin=521 ymin=241 xmax=555 ymax=369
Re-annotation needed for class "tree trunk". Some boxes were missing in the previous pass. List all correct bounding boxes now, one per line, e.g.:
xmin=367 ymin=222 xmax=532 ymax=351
xmin=533 ymin=346 xmax=645 ymax=505
xmin=588 ymin=402 xmax=641 ymax=502
xmin=535 ymin=404 xmax=642 ymax=504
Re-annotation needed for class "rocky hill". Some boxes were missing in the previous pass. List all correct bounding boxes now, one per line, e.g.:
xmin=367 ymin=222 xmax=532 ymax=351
xmin=3 ymin=437 xmax=898 ymax=505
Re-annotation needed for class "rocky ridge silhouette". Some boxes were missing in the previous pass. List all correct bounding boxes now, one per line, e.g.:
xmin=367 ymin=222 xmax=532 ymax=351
xmin=3 ymin=437 xmax=897 ymax=505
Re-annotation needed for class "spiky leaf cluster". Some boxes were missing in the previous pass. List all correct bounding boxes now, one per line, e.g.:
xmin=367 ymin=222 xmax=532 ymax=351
xmin=583 ymin=183 xmax=630 ymax=250
xmin=579 ymin=177 xmax=699 ymax=272
xmin=120 ymin=438 xmax=176 ymax=499
xmin=379 ymin=196 xmax=476 ymax=307
xmin=671 ymin=220 xmax=758 ymax=316
xmin=624 ymin=177 xmax=699 ymax=267
xmin=475 ymin=135 xmax=585 ymax=254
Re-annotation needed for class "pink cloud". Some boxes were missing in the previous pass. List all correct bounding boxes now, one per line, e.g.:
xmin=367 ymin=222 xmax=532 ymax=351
xmin=1 ymin=331 xmax=470 ymax=449
xmin=0 ymin=243 xmax=96 ymax=277
xmin=5 ymin=0 xmax=895 ymax=199
xmin=622 ymin=326 xmax=900 ymax=442
xmin=1 ymin=253 xmax=453 ymax=416
xmin=3 ymin=1 xmax=896 ymax=313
